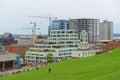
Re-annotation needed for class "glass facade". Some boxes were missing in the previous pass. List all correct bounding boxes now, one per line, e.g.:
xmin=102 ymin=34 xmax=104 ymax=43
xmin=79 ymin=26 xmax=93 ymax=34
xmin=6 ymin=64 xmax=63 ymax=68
xmin=48 ymin=20 xmax=68 ymax=36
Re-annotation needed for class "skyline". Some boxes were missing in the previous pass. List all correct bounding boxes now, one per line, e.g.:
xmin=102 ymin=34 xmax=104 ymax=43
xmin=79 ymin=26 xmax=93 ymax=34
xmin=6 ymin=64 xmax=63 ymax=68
xmin=0 ymin=0 xmax=120 ymax=34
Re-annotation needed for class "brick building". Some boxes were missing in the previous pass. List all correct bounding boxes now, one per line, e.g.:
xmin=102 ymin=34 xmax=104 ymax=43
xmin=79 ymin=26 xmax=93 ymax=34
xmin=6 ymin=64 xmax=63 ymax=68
xmin=5 ymin=44 xmax=33 ymax=58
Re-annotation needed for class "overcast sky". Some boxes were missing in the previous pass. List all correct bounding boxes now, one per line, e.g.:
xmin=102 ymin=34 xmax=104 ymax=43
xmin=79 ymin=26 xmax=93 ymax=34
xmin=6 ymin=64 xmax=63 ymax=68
xmin=0 ymin=0 xmax=120 ymax=34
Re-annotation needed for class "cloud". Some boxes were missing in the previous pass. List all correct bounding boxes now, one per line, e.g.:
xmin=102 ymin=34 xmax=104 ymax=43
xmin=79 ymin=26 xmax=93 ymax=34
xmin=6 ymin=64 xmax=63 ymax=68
xmin=0 ymin=0 xmax=120 ymax=34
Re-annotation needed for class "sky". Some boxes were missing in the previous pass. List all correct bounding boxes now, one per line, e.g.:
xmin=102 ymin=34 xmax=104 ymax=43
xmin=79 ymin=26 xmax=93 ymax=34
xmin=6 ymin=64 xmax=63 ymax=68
xmin=0 ymin=0 xmax=120 ymax=34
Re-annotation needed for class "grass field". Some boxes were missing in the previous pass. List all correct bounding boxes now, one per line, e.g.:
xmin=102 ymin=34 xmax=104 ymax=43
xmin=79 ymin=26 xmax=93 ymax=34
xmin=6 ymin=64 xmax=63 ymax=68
xmin=1 ymin=48 xmax=120 ymax=80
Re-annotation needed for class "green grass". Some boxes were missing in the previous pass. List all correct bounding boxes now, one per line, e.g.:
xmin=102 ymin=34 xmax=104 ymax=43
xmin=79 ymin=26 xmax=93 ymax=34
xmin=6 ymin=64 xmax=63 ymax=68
xmin=1 ymin=48 xmax=120 ymax=80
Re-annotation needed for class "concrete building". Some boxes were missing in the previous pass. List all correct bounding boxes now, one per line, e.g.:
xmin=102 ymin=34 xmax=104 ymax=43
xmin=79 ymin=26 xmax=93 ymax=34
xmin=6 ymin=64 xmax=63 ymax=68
xmin=17 ymin=35 xmax=33 ymax=45
xmin=0 ymin=53 xmax=17 ymax=71
xmin=72 ymin=30 xmax=96 ymax=58
xmin=0 ymin=45 xmax=17 ymax=71
xmin=69 ymin=18 xmax=100 ymax=43
xmin=25 ymin=30 xmax=96 ymax=63
xmin=99 ymin=20 xmax=113 ymax=40
xmin=48 ymin=20 xmax=68 ymax=36
xmin=25 ymin=30 xmax=79 ymax=63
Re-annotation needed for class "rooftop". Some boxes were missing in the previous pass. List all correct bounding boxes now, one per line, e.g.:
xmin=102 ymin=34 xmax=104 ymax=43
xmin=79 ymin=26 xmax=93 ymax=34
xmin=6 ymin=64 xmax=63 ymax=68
xmin=0 ymin=52 xmax=17 ymax=62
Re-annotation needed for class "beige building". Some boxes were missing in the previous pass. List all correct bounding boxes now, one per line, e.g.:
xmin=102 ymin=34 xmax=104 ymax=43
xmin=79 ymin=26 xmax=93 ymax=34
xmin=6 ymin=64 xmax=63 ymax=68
xmin=17 ymin=35 xmax=33 ymax=45
xmin=99 ymin=20 xmax=113 ymax=40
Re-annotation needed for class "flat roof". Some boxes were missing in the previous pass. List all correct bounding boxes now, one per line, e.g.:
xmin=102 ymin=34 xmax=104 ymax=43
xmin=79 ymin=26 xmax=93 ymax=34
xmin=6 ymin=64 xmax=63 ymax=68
xmin=0 ymin=52 xmax=17 ymax=62
xmin=98 ymin=40 xmax=112 ymax=42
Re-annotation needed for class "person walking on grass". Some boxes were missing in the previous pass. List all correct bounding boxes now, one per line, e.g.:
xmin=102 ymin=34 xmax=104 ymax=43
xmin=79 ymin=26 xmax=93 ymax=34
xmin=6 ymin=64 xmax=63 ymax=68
xmin=48 ymin=68 xmax=51 ymax=74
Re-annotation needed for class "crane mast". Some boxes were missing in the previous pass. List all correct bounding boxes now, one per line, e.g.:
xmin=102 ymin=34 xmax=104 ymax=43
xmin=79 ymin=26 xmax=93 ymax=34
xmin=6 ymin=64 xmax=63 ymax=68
xmin=27 ymin=15 xmax=57 ymax=46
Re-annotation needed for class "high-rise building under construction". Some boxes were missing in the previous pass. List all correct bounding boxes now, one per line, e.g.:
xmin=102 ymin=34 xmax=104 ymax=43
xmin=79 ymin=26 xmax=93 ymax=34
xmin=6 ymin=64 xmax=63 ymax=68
xmin=69 ymin=18 xmax=100 ymax=43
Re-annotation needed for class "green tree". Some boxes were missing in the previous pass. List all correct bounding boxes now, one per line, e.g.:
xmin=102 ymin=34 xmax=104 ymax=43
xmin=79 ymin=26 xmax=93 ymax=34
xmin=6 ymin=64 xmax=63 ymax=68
xmin=47 ymin=53 xmax=54 ymax=63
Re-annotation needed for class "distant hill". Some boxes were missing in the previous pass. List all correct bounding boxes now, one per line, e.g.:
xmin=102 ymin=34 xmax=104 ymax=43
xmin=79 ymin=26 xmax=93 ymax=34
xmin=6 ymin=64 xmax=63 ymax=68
xmin=1 ymin=48 xmax=120 ymax=80
xmin=113 ymin=33 xmax=120 ymax=37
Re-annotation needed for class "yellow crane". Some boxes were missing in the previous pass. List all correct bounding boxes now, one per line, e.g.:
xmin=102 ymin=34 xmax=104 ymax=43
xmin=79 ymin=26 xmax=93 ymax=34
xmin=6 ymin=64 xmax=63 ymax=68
xmin=27 ymin=15 xmax=57 ymax=45
xmin=22 ymin=22 xmax=40 ymax=46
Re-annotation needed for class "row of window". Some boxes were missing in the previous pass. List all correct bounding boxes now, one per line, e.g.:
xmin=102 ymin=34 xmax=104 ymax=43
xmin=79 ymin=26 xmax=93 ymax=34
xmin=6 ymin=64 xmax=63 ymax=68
xmin=79 ymin=52 xmax=95 ymax=56
xmin=49 ymin=38 xmax=78 ymax=40
xmin=26 ymin=53 xmax=44 ymax=56
xmin=59 ymin=48 xmax=77 ymax=52
xmin=59 ymin=53 xmax=71 ymax=56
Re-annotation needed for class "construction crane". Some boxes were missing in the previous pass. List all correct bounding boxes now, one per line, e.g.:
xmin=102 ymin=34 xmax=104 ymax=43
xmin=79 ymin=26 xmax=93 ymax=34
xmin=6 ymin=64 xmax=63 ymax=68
xmin=28 ymin=14 xmax=58 ymax=24
xmin=22 ymin=22 xmax=40 ymax=46
xmin=30 ymin=22 xmax=36 ymax=46
xmin=27 ymin=15 xmax=57 ymax=45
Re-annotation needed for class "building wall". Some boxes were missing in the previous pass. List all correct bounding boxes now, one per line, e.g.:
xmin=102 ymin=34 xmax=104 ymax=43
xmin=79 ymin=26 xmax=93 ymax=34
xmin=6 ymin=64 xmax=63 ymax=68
xmin=5 ymin=45 xmax=33 ymax=58
xmin=25 ymin=30 xmax=96 ymax=63
xmin=17 ymin=35 xmax=33 ymax=45
xmin=25 ymin=30 xmax=80 ymax=63
xmin=72 ymin=30 xmax=96 ymax=58
xmin=48 ymin=20 xmax=68 ymax=36
xmin=99 ymin=20 xmax=113 ymax=40
xmin=72 ymin=50 xmax=96 ymax=58
xmin=69 ymin=18 xmax=100 ymax=43
xmin=0 ymin=61 xmax=14 ymax=70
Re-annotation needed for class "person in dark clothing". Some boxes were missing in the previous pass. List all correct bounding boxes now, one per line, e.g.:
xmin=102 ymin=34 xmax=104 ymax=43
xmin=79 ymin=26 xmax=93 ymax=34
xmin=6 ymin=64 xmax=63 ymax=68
xmin=48 ymin=68 xmax=51 ymax=74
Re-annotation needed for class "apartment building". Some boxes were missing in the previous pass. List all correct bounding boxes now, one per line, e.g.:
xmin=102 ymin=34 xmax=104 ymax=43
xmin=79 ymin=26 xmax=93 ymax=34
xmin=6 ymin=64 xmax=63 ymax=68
xmin=25 ymin=30 xmax=96 ymax=63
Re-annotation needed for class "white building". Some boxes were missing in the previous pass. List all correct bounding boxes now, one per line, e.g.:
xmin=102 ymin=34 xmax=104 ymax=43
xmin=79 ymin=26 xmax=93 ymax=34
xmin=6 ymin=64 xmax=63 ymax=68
xmin=99 ymin=20 xmax=113 ymax=40
xmin=72 ymin=30 xmax=96 ymax=58
xmin=17 ymin=35 xmax=33 ymax=45
xmin=25 ymin=30 xmax=96 ymax=63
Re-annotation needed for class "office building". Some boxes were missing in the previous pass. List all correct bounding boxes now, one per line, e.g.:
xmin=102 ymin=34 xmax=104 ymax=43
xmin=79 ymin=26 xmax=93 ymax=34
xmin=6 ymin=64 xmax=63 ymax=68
xmin=48 ymin=20 xmax=68 ymax=36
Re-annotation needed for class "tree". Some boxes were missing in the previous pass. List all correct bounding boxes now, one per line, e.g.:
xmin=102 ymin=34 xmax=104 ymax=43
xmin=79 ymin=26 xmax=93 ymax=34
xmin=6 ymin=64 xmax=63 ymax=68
xmin=47 ymin=53 xmax=54 ymax=63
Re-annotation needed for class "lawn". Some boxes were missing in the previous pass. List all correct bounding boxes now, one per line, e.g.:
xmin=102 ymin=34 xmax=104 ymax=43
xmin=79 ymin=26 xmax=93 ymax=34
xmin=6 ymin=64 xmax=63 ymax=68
xmin=1 ymin=48 xmax=120 ymax=80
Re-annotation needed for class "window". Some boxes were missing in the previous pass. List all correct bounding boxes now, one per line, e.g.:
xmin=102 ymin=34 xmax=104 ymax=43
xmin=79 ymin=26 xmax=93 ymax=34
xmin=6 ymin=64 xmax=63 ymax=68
xmin=35 ymin=46 xmax=38 ymax=48
xmin=69 ymin=53 xmax=71 ymax=55
xmin=81 ymin=39 xmax=83 ymax=42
